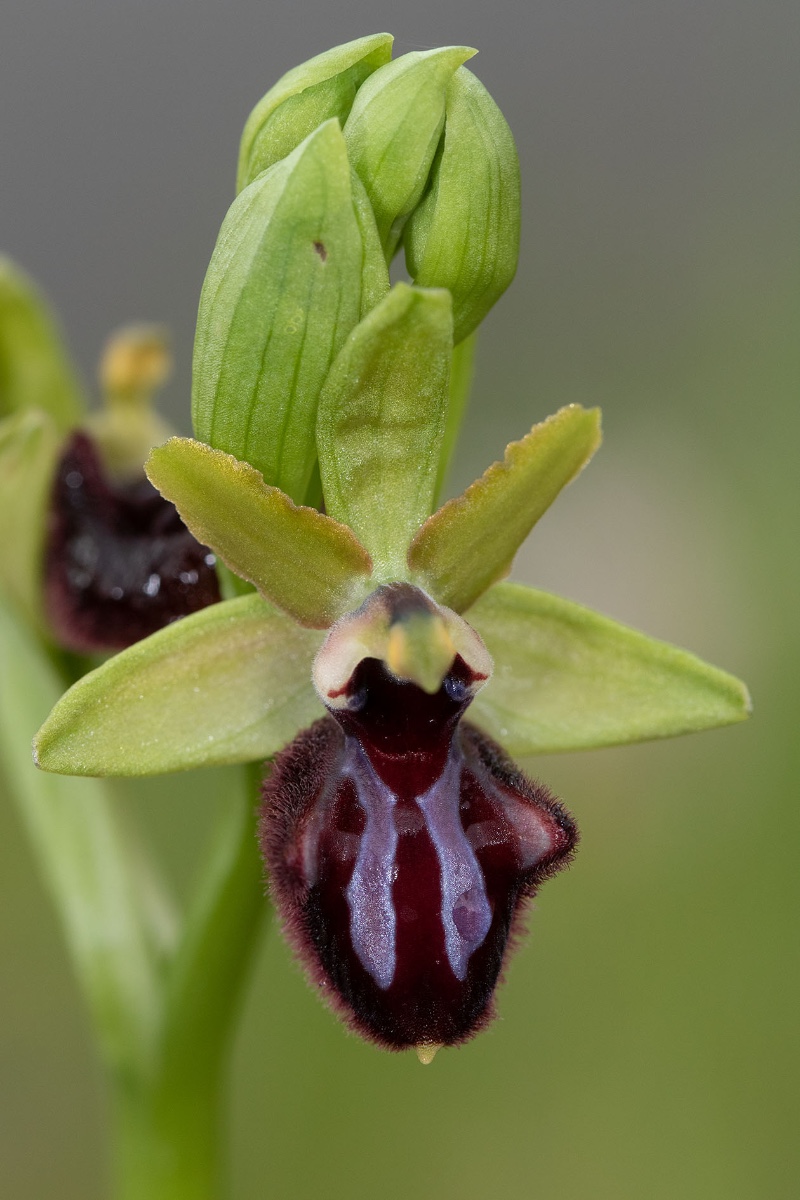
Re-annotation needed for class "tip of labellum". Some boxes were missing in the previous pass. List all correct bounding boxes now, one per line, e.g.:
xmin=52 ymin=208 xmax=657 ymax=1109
xmin=415 ymin=1043 xmax=442 ymax=1065
xmin=43 ymin=431 xmax=220 ymax=653
xmin=261 ymin=591 xmax=578 ymax=1054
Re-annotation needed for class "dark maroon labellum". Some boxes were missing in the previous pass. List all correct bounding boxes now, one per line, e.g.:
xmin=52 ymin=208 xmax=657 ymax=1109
xmin=43 ymin=431 xmax=220 ymax=653
xmin=261 ymin=656 xmax=578 ymax=1053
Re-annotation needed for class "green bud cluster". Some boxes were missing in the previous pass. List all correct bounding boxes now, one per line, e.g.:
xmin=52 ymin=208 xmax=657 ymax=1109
xmin=193 ymin=34 xmax=521 ymax=502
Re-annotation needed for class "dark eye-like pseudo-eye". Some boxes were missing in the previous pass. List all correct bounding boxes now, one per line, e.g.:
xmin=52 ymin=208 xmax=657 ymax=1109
xmin=260 ymin=584 xmax=578 ymax=1058
xmin=44 ymin=431 xmax=221 ymax=653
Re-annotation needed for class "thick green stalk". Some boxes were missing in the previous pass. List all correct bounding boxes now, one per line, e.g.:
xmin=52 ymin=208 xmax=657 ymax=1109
xmin=110 ymin=764 xmax=268 ymax=1200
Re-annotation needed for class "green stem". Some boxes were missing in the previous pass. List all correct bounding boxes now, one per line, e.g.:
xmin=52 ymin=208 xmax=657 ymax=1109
xmin=109 ymin=763 xmax=268 ymax=1200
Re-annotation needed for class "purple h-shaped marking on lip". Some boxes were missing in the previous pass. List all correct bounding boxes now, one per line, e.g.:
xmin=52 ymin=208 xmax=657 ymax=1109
xmin=417 ymin=747 xmax=493 ymax=981
xmin=345 ymin=741 xmax=492 ymax=989
xmin=345 ymin=742 xmax=399 ymax=990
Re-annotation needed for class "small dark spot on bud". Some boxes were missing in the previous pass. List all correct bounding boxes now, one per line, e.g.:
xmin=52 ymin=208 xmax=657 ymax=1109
xmin=313 ymin=241 xmax=327 ymax=262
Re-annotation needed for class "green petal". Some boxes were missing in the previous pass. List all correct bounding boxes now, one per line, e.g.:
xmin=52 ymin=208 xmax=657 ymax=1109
xmin=0 ymin=409 xmax=61 ymax=628
xmin=408 ymin=404 xmax=602 ymax=612
xmin=146 ymin=438 xmax=373 ymax=628
xmin=344 ymin=46 xmax=477 ymax=256
xmin=33 ymin=594 xmax=325 ymax=777
xmin=237 ymin=33 xmax=393 ymax=191
xmin=468 ymin=582 xmax=751 ymax=755
xmin=316 ymin=284 xmax=453 ymax=580
xmin=404 ymin=67 xmax=521 ymax=344
xmin=192 ymin=120 xmax=368 ymax=504
xmin=0 ymin=257 xmax=84 ymax=429
xmin=0 ymin=598 xmax=165 ymax=1075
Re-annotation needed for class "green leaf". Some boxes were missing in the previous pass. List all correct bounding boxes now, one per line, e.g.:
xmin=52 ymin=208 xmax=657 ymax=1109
xmin=408 ymin=404 xmax=602 ymax=612
xmin=193 ymin=120 xmax=368 ymax=504
xmin=435 ymin=330 xmax=477 ymax=502
xmin=0 ymin=257 xmax=84 ymax=430
xmin=0 ymin=409 xmax=61 ymax=628
xmin=237 ymin=33 xmax=394 ymax=191
xmin=317 ymin=284 xmax=453 ymax=580
xmin=33 ymin=593 xmax=325 ymax=777
xmin=404 ymin=66 xmax=521 ymax=344
xmin=344 ymin=46 xmax=477 ymax=256
xmin=147 ymin=438 xmax=373 ymax=627
xmin=468 ymin=582 xmax=751 ymax=754
xmin=0 ymin=598 xmax=165 ymax=1078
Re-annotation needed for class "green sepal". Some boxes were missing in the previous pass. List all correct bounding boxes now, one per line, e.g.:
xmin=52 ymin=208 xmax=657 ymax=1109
xmin=193 ymin=120 xmax=368 ymax=503
xmin=468 ymin=582 xmax=751 ymax=755
xmin=344 ymin=46 xmax=477 ymax=256
xmin=33 ymin=593 xmax=325 ymax=777
xmin=237 ymin=33 xmax=393 ymax=191
xmin=404 ymin=67 xmax=521 ymax=344
xmin=0 ymin=409 xmax=61 ymax=629
xmin=316 ymin=284 xmax=453 ymax=580
xmin=408 ymin=404 xmax=602 ymax=612
xmin=146 ymin=438 xmax=373 ymax=628
xmin=0 ymin=598 xmax=166 ymax=1077
xmin=0 ymin=257 xmax=84 ymax=430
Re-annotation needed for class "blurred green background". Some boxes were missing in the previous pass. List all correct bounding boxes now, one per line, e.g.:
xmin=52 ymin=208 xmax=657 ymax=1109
xmin=1 ymin=1 xmax=797 ymax=1197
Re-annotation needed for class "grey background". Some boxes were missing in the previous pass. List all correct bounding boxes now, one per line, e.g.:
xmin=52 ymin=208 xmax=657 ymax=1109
xmin=2 ymin=3 xmax=799 ymax=1198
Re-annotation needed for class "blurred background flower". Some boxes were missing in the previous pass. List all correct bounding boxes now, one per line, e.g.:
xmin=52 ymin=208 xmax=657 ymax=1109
xmin=0 ymin=2 xmax=796 ymax=1198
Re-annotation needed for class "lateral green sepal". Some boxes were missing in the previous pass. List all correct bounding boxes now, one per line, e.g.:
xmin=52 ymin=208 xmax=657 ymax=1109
xmin=237 ymin=33 xmax=394 ymax=191
xmin=33 ymin=594 xmax=325 ymax=777
xmin=468 ymin=582 xmax=752 ymax=755
xmin=316 ymin=284 xmax=453 ymax=580
xmin=404 ymin=67 xmax=521 ymax=343
xmin=0 ymin=257 xmax=84 ymax=429
xmin=146 ymin=438 xmax=373 ymax=628
xmin=0 ymin=409 xmax=61 ymax=628
xmin=408 ymin=404 xmax=602 ymax=612
xmin=193 ymin=120 xmax=367 ymax=503
xmin=344 ymin=46 xmax=477 ymax=256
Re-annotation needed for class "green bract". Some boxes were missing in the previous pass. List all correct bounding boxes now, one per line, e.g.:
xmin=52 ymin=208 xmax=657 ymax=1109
xmin=404 ymin=67 xmax=521 ymax=344
xmin=344 ymin=46 xmax=477 ymax=256
xmin=192 ymin=119 xmax=388 ymax=503
xmin=237 ymin=33 xmax=393 ymax=191
xmin=0 ymin=257 xmax=83 ymax=431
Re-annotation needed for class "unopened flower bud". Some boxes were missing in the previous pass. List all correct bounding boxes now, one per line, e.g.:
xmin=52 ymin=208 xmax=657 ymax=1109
xmin=404 ymin=67 xmax=521 ymax=344
xmin=344 ymin=46 xmax=476 ymax=257
xmin=237 ymin=33 xmax=393 ymax=191
xmin=194 ymin=119 xmax=388 ymax=504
